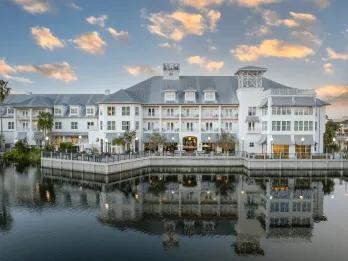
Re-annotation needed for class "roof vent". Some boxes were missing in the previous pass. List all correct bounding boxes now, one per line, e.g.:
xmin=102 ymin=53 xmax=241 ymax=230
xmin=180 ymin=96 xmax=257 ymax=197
xmin=105 ymin=89 xmax=111 ymax=95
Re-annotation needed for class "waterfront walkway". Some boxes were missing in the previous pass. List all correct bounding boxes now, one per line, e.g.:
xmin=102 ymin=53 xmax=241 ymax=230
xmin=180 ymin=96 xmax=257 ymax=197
xmin=41 ymin=151 xmax=348 ymax=174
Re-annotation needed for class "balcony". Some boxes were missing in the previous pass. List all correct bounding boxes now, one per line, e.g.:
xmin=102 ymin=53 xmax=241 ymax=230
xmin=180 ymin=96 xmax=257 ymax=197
xmin=248 ymin=127 xmax=261 ymax=134
xmin=162 ymin=113 xmax=180 ymax=119
xmin=162 ymin=128 xmax=180 ymax=132
xmin=181 ymin=113 xmax=199 ymax=118
xmin=201 ymin=113 xmax=219 ymax=119
xmin=201 ymin=128 xmax=220 ymax=132
xmin=143 ymin=128 xmax=160 ymax=133
xmin=221 ymin=114 xmax=238 ymax=119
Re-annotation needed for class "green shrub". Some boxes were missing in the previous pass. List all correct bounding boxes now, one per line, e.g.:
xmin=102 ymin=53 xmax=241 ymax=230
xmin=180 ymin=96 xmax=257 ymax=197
xmin=3 ymin=140 xmax=41 ymax=165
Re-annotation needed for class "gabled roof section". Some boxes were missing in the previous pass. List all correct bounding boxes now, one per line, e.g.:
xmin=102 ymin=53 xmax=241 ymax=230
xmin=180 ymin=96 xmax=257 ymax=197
xmin=11 ymin=96 xmax=53 ymax=108
xmin=102 ymin=89 xmax=140 ymax=103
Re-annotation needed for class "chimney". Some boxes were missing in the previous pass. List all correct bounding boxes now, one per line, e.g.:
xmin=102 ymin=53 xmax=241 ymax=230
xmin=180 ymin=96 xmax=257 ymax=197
xmin=105 ymin=89 xmax=110 ymax=95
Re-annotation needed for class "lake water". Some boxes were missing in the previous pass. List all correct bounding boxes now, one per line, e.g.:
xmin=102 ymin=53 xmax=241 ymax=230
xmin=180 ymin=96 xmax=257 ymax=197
xmin=1 ymin=166 xmax=348 ymax=261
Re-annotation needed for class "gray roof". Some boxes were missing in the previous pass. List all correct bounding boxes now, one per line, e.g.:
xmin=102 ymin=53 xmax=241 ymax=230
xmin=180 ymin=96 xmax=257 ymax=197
xmin=101 ymin=76 xmax=295 ymax=105
xmin=3 ymin=94 xmax=105 ymax=108
xmin=262 ymin=97 xmax=329 ymax=107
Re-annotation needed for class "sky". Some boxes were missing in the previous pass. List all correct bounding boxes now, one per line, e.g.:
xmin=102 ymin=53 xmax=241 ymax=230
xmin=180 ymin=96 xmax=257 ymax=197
xmin=0 ymin=0 xmax=347 ymax=118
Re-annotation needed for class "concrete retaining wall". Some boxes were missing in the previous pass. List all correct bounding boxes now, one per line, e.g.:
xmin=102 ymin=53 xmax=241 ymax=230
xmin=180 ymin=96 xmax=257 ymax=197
xmin=41 ymin=156 xmax=348 ymax=175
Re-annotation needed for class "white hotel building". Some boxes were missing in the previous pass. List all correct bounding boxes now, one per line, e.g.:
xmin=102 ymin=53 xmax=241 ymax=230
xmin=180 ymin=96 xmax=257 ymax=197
xmin=0 ymin=64 xmax=328 ymax=155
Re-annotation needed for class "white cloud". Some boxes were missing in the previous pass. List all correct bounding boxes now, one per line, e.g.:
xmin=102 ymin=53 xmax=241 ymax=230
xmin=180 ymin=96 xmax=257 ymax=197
xmin=124 ymin=65 xmax=158 ymax=76
xmin=31 ymin=26 xmax=64 ymax=50
xmin=325 ymin=48 xmax=348 ymax=61
xmin=0 ymin=59 xmax=17 ymax=76
xmin=86 ymin=15 xmax=108 ymax=28
xmin=146 ymin=10 xmax=220 ymax=42
xmin=158 ymin=42 xmax=182 ymax=51
xmin=231 ymin=39 xmax=314 ymax=61
xmin=13 ymin=0 xmax=51 ymax=14
xmin=187 ymin=55 xmax=224 ymax=72
xmin=67 ymin=2 xmax=81 ymax=10
xmin=323 ymin=63 xmax=333 ymax=74
xmin=107 ymin=27 xmax=129 ymax=41
xmin=16 ymin=62 xmax=77 ymax=82
xmin=291 ymin=31 xmax=321 ymax=46
xmin=73 ymin=32 xmax=106 ymax=55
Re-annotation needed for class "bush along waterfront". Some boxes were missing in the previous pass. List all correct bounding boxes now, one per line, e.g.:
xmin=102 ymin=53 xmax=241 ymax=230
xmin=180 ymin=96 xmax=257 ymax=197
xmin=3 ymin=141 xmax=41 ymax=166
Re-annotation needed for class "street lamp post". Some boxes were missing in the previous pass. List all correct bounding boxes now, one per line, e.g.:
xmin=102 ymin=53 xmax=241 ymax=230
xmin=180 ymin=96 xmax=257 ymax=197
xmin=45 ymin=136 xmax=49 ymax=147
xmin=301 ymin=136 xmax=305 ymax=159
xmin=332 ymin=137 xmax=336 ymax=158
xmin=270 ymin=136 xmax=273 ymax=158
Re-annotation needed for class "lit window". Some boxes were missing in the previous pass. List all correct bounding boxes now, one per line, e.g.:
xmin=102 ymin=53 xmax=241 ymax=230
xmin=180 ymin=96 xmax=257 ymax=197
xmin=107 ymin=106 xmax=115 ymax=116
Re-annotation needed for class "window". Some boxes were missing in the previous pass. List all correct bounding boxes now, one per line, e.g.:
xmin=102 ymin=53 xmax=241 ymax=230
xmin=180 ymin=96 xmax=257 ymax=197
xmin=204 ymin=91 xmax=215 ymax=101
xmin=7 ymin=108 xmax=14 ymax=115
xmin=55 ymin=122 xmax=62 ymax=130
xmin=272 ymin=107 xmax=291 ymax=115
xmin=8 ymin=121 xmax=14 ymax=130
xmin=167 ymin=122 xmax=174 ymax=131
xmin=262 ymin=108 xmax=268 ymax=116
xmin=295 ymin=107 xmax=313 ymax=115
xmin=99 ymin=108 xmax=103 ymax=116
xmin=293 ymin=202 xmax=301 ymax=212
xmin=107 ymin=106 xmax=115 ymax=116
xmin=122 ymin=121 xmax=130 ymax=131
xmin=205 ymin=122 xmax=213 ymax=131
xmin=281 ymin=121 xmax=291 ymax=131
xmin=71 ymin=122 xmax=78 ymax=130
xmin=147 ymin=122 xmax=154 ymax=130
xmin=270 ymin=202 xmax=279 ymax=212
xmin=248 ymin=107 xmax=256 ymax=116
xmin=148 ymin=108 xmax=155 ymax=116
xmin=302 ymin=202 xmax=311 ymax=212
xmin=224 ymin=122 xmax=233 ymax=131
xmin=262 ymin=121 xmax=267 ymax=131
xmin=248 ymin=122 xmax=256 ymax=132
xmin=107 ymin=121 xmax=116 ymax=130
xmin=185 ymin=91 xmax=195 ymax=102
xmin=70 ymin=107 xmax=78 ymax=115
xmin=135 ymin=107 xmax=139 ymax=116
xmin=100 ymin=121 xmax=103 ymax=130
xmin=166 ymin=108 xmax=174 ymax=116
xmin=135 ymin=121 xmax=139 ymax=130
xmin=295 ymin=121 xmax=313 ymax=131
xmin=186 ymin=122 xmax=194 ymax=131
xmin=280 ymin=202 xmax=289 ymax=212
xmin=86 ymin=107 xmax=95 ymax=115
xmin=54 ymin=107 xmax=62 ymax=115
xmin=249 ymin=142 xmax=254 ymax=147
xmin=165 ymin=91 xmax=176 ymax=102
xmin=22 ymin=122 xmax=28 ymax=130
xmin=87 ymin=122 xmax=94 ymax=129
xmin=122 ymin=106 xmax=130 ymax=116
xmin=272 ymin=121 xmax=290 ymax=131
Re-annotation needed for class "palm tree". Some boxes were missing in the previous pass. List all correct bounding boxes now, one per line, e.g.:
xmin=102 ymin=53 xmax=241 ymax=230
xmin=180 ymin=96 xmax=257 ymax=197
xmin=37 ymin=112 xmax=53 ymax=147
xmin=112 ymin=130 xmax=137 ymax=153
xmin=0 ymin=80 xmax=11 ymax=151
xmin=217 ymin=131 xmax=236 ymax=153
xmin=148 ymin=132 xmax=166 ymax=151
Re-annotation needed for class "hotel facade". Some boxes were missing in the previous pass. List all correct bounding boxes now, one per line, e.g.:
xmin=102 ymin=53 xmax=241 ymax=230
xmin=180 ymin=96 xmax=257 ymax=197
xmin=0 ymin=64 xmax=328 ymax=155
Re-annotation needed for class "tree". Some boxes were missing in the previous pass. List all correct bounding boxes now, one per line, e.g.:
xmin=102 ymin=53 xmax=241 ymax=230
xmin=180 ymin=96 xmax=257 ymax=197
xmin=324 ymin=119 xmax=340 ymax=153
xmin=112 ymin=130 xmax=136 ymax=152
xmin=148 ymin=132 xmax=166 ymax=151
xmin=37 ymin=112 xmax=53 ymax=146
xmin=217 ymin=131 xmax=236 ymax=153
xmin=0 ymin=80 xmax=11 ymax=151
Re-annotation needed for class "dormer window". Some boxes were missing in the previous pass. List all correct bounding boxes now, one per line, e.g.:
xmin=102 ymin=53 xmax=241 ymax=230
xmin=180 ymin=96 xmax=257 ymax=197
xmin=7 ymin=107 xmax=14 ymax=115
xmin=204 ymin=91 xmax=216 ymax=102
xmin=86 ymin=106 xmax=95 ymax=116
xmin=54 ymin=107 xmax=62 ymax=116
xmin=185 ymin=91 xmax=196 ymax=102
xmin=164 ymin=91 xmax=176 ymax=102
xmin=70 ymin=106 xmax=79 ymax=116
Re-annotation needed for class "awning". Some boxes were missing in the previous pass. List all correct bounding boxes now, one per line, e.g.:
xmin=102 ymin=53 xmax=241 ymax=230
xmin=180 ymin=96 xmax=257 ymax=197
xmin=16 ymin=132 xmax=27 ymax=140
xmin=294 ymin=135 xmax=314 ymax=145
xmin=258 ymin=135 xmax=267 ymax=144
xmin=272 ymin=135 xmax=292 ymax=145
xmin=50 ymin=132 xmax=88 ymax=137
xmin=201 ymin=133 xmax=219 ymax=143
xmin=245 ymin=116 xmax=259 ymax=122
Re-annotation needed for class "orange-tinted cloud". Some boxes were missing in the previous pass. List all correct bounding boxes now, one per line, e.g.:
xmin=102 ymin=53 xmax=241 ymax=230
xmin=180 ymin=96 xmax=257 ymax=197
xmin=13 ymin=0 xmax=51 ymax=14
xmin=231 ymin=0 xmax=279 ymax=8
xmin=31 ymin=26 xmax=64 ymax=50
xmin=73 ymin=32 xmax=106 ymax=55
xmin=107 ymin=27 xmax=129 ymax=41
xmin=325 ymin=48 xmax=348 ymax=60
xmin=231 ymin=39 xmax=314 ymax=61
xmin=187 ymin=55 xmax=224 ymax=72
xmin=323 ymin=63 xmax=334 ymax=74
xmin=178 ymin=0 xmax=224 ymax=9
xmin=124 ymin=65 xmax=158 ymax=76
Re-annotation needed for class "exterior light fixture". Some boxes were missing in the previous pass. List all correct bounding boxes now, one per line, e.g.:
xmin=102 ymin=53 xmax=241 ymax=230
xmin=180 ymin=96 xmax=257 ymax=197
xmin=105 ymin=203 xmax=109 ymax=210
xmin=333 ymin=137 xmax=336 ymax=142
xmin=241 ymin=190 xmax=245 ymax=194
xmin=78 ymin=135 xmax=82 ymax=139
xmin=208 ymin=136 xmax=211 ymax=141
xmin=301 ymin=137 xmax=305 ymax=143
xmin=270 ymin=195 xmax=273 ymax=200
xmin=45 ymin=136 xmax=49 ymax=141
xmin=300 ymin=195 xmax=303 ymax=200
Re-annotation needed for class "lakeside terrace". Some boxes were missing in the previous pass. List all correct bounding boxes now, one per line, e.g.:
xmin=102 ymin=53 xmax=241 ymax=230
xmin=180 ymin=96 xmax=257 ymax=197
xmin=41 ymin=151 xmax=348 ymax=175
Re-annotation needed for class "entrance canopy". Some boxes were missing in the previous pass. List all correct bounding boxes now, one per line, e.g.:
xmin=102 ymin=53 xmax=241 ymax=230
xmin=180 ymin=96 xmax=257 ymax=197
xmin=272 ymin=135 xmax=291 ymax=145
xmin=294 ymin=135 xmax=314 ymax=145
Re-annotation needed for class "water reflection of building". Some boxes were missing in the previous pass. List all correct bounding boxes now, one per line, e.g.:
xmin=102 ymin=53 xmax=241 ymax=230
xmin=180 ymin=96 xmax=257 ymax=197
xmin=2 ymin=168 xmax=329 ymax=253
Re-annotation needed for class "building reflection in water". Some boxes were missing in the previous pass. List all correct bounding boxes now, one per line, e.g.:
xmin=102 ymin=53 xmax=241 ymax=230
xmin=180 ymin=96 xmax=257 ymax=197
xmin=1 ymin=167 xmax=340 ymax=256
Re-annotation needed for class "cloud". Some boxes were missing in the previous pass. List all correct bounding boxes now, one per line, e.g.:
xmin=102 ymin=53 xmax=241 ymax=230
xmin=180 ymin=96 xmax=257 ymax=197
xmin=289 ymin=11 xmax=316 ymax=23
xmin=13 ymin=0 xmax=51 ymax=14
xmin=262 ymin=10 xmax=316 ymax=28
xmin=187 ymin=55 xmax=224 ymax=72
xmin=177 ymin=0 xmax=224 ymax=9
xmin=316 ymin=84 xmax=348 ymax=118
xmin=31 ymin=26 xmax=64 ymax=50
xmin=124 ymin=65 xmax=158 ymax=76
xmin=230 ymin=39 xmax=314 ymax=61
xmin=231 ymin=0 xmax=279 ymax=8
xmin=16 ymin=62 xmax=77 ymax=82
xmin=311 ymin=0 xmax=330 ymax=9
xmin=67 ymin=2 xmax=81 ymax=10
xmin=107 ymin=27 xmax=129 ymax=41
xmin=316 ymin=85 xmax=348 ymax=100
xmin=1 ymin=59 xmax=76 ymax=83
xmin=325 ymin=48 xmax=348 ymax=61
xmin=73 ymin=32 xmax=106 ymax=55
xmin=146 ymin=10 xmax=219 ymax=42
xmin=0 ymin=59 xmax=17 ymax=76
xmin=158 ymin=42 xmax=182 ymax=51
xmin=323 ymin=63 xmax=333 ymax=74
xmin=291 ymin=31 xmax=321 ymax=46
xmin=86 ymin=15 xmax=108 ymax=27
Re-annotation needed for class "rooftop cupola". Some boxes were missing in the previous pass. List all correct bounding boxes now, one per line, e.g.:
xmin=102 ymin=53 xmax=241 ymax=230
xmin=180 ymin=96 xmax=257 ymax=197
xmin=235 ymin=66 xmax=267 ymax=89
xmin=163 ymin=63 xmax=180 ymax=80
